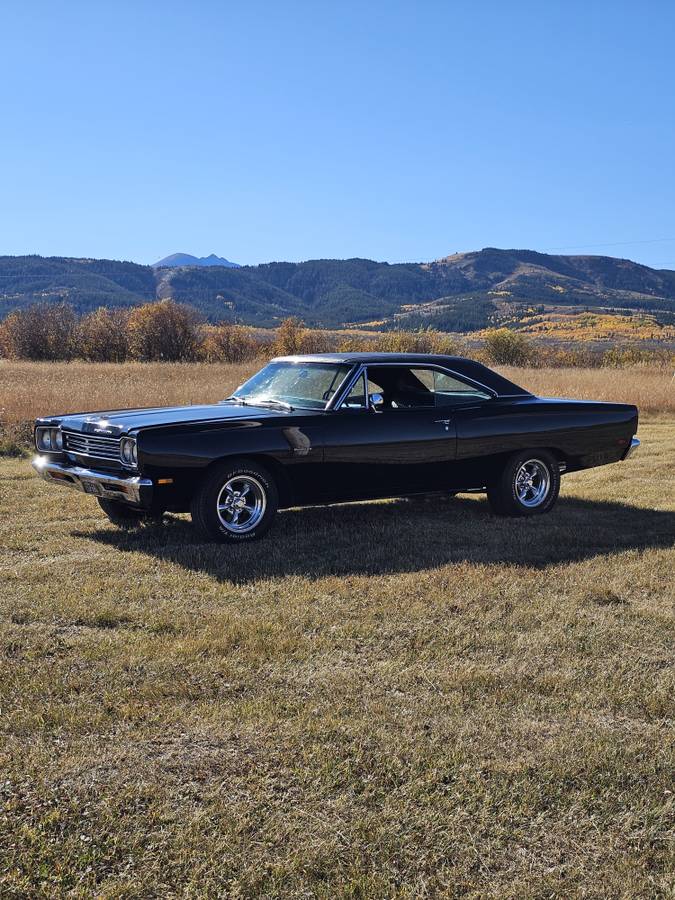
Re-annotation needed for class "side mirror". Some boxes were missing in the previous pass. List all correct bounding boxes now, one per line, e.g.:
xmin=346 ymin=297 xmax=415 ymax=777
xmin=369 ymin=392 xmax=384 ymax=412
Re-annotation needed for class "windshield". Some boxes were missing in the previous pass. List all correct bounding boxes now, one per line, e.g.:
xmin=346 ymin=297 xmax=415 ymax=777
xmin=230 ymin=362 xmax=351 ymax=410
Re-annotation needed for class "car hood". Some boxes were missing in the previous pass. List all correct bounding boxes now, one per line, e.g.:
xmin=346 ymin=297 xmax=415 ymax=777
xmin=45 ymin=402 xmax=294 ymax=434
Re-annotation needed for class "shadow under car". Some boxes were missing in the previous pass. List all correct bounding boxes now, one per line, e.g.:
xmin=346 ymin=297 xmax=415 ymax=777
xmin=75 ymin=494 xmax=675 ymax=584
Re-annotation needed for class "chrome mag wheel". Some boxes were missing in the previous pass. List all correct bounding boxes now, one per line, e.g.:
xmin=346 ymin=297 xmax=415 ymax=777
xmin=514 ymin=459 xmax=551 ymax=508
xmin=216 ymin=475 xmax=267 ymax=533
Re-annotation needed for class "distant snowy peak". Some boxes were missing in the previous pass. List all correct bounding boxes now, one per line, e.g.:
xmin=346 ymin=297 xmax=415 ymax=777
xmin=152 ymin=252 xmax=240 ymax=268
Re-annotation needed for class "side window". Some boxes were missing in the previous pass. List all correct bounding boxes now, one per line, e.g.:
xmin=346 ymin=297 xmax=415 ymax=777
xmin=412 ymin=368 xmax=435 ymax=391
xmin=341 ymin=372 xmax=367 ymax=409
xmin=384 ymin=367 xmax=435 ymax=409
xmin=430 ymin=370 xmax=492 ymax=405
xmin=367 ymin=375 xmax=384 ymax=397
xmin=382 ymin=367 xmax=490 ymax=409
xmin=342 ymin=366 xmax=492 ymax=410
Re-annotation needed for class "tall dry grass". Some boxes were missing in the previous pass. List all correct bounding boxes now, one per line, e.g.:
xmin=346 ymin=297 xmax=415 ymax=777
xmin=500 ymin=365 xmax=675 ymax=415
xmin=1 ymin=359 xmax=672 ymax=429
xmin=0 ymin=360 xmax=260 ymax=428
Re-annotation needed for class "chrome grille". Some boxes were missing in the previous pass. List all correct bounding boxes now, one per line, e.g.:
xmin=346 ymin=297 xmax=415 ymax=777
xmin=64 ymin=430 xmax=121 ymax=463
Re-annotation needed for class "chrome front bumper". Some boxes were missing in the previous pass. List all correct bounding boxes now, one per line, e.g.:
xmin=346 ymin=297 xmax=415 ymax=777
xmin=32 ymin=456 xmax=153 ymax=507
xmin=622 ymin=437 xmax=640 ymax=460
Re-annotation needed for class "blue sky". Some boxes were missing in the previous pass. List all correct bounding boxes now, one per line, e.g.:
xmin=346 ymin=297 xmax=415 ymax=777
xmin=2 ymin=1 xmax=674 ymax=268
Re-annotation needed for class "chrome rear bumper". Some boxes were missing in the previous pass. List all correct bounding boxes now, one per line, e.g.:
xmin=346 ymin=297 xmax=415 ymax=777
xmin=622 ymin=437 xmax=640 ymax=460
xmin=32 ymin=456 xmax=152 ymax=507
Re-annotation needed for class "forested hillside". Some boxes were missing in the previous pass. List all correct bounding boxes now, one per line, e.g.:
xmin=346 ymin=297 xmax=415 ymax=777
xmin=0 ymin=256 xmax=156 ymax=316
xmin=2 ymin=249 xmax=675 ymax=331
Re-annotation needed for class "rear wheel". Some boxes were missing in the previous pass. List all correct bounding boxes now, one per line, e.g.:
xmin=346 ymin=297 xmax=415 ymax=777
xmin=191 ymin=458 xmax=279 ymax=542
xmin=487 ymin=451 xmax=560 ymax=517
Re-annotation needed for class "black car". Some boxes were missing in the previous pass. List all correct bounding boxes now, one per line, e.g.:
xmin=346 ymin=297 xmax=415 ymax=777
xmin=32 ymin=353 xmax=639 ymax=542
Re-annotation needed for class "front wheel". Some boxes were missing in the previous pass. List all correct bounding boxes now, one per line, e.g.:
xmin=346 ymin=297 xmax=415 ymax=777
xmin=487 ymin=451 xmax=560 ymax=517
xmin=191 ymin=458 xmax=279 ymax=542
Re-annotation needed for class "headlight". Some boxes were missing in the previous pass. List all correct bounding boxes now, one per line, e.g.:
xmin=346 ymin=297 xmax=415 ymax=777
xmin=36 ymin=427 xmax=63 ymax=452
xmin=120 ymin=437 xmax=138 ymax=467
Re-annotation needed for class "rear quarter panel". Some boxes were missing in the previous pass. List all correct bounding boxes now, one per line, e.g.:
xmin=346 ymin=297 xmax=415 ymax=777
xmin=455 ymin=397 xmax=638 ymax=470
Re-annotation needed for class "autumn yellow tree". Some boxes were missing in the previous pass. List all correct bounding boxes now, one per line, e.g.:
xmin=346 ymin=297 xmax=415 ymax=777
xmin=0 ymin=303 xmax=76 ymax=360
xmin=127 ymin=301 xmax=201 ymax=361
xmin=483 ymin=328 xmax=534 ymax=366
xmin=75 ymin=307 xmax=131 ymax=362
xmin=274 ymin=317 xmax=306 ymax=356
xmin=200 ymin=323 xmax=263 ymax=362
xmin=378 ymin=328 xmax=457 ymax=355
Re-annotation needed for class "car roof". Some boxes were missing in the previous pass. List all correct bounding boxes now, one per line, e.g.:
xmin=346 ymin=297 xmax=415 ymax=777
xmin=270 ymin=352 xmax=531 ymax=397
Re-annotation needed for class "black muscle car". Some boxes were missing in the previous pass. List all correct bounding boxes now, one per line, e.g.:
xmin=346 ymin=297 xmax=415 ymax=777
xmin=32 ymin=353 xmax=639 ymax=542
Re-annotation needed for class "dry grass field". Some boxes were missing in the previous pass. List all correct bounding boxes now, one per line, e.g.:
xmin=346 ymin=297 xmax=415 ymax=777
xmin=500 ymin=365 xmax=675 ymax=417
xmin=0 ymin=361 xmax=255 ymax=439
xmin=1 ymin=360 xmax=673 ymax=437
xmin=0 ymin=361 xmax=673 ymax=896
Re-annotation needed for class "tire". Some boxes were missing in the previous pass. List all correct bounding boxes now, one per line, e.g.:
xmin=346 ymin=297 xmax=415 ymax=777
xmin=190 ymin=458 xmax=279 ymax=543
xmin=487 ymin=450 xmax=560 ymax=517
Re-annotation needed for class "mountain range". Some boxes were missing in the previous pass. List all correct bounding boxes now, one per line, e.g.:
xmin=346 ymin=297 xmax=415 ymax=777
xmin=1 ymin=248 xmax=674 ymax=332
xmin=152 ymin=252 xmax=240 ymax=268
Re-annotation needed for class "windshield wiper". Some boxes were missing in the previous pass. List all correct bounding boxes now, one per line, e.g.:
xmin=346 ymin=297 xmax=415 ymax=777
xmin=223 ymin=395 xmax=294 ymax=411
xmin=248 ymin=398 xmax=295 ymax=411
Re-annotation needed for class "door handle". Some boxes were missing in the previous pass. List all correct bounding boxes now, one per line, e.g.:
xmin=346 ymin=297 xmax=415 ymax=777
xmin=435 ymin=418 xmax=452 ymax=431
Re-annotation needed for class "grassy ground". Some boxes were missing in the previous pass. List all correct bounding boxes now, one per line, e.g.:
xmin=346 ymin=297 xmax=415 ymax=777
xmin=1 ymin=415 xmax=673 ymax=896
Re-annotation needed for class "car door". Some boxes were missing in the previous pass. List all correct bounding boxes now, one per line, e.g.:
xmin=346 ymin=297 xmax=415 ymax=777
xmin=319 ymin=365 xmax=461 ymax=501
